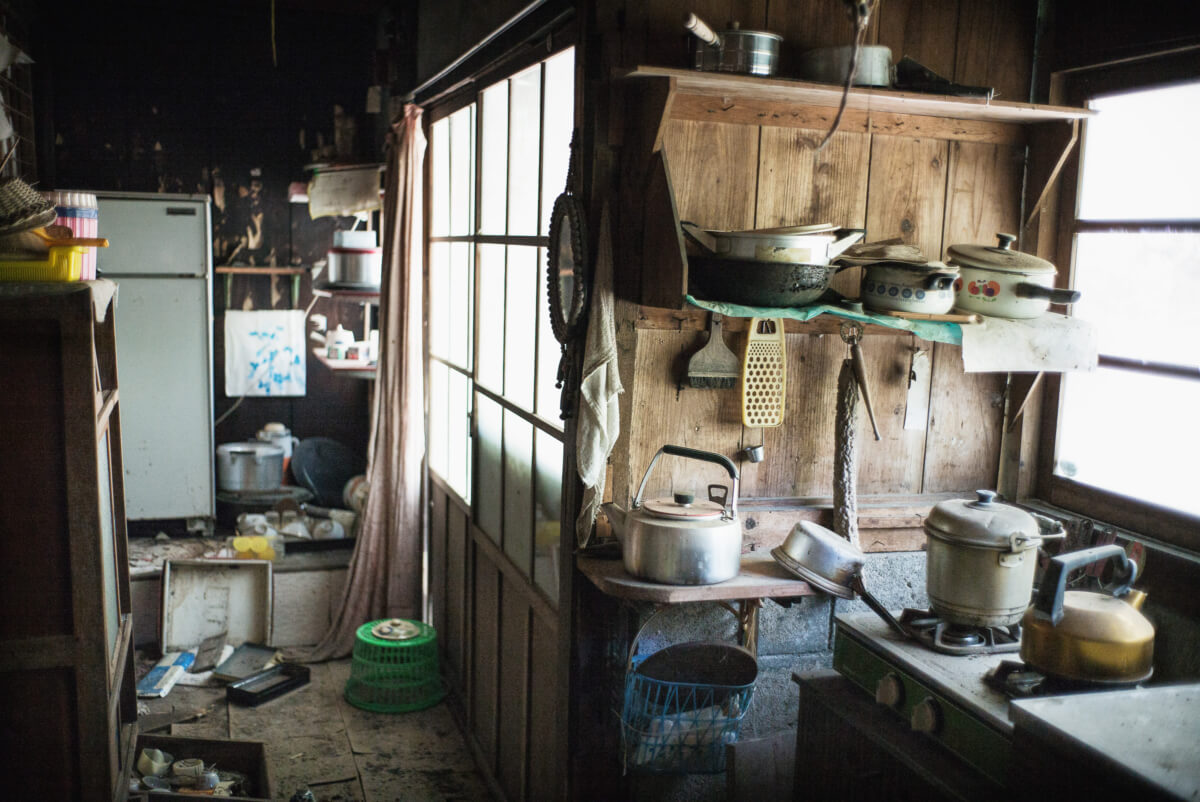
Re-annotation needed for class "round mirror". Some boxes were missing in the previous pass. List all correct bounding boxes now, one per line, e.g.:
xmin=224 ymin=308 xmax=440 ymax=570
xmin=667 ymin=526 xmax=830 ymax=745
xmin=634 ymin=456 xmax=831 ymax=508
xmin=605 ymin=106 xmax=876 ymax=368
xmin=547 ymin=191 xmax=589 ymax=343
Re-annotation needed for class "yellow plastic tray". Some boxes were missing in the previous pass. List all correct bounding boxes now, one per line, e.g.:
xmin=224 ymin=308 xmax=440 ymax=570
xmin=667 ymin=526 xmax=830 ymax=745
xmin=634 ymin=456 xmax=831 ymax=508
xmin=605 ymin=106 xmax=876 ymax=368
xmin=0 ymin=245 xmax=86 ymax=282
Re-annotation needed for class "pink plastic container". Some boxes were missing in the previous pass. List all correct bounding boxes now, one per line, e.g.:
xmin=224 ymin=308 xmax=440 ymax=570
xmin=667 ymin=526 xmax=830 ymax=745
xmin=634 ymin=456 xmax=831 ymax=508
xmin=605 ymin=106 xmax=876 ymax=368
xmin=42 ymin=191 xmax=99 ymax=280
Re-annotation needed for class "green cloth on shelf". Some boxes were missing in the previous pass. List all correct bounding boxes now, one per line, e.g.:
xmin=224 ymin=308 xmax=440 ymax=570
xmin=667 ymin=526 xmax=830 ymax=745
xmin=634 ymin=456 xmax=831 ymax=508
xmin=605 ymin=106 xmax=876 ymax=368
xmin=684 ymin=295 xmax=962 ymax=345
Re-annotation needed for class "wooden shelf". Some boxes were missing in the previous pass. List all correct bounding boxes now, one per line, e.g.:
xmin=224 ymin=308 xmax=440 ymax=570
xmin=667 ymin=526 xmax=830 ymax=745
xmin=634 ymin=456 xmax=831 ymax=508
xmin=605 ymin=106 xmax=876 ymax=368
xmin=216 ymin=266 xmax=310 ymax=275
xmin=619 ymin=66 xmax=1093 ymax=146
xmin=578 ymin=551 xmax=817 ymax=603
xmin=311 ymin=348 xmax=376 ymax=380
xmin=313 ymin=286 xmax=380 ymax=302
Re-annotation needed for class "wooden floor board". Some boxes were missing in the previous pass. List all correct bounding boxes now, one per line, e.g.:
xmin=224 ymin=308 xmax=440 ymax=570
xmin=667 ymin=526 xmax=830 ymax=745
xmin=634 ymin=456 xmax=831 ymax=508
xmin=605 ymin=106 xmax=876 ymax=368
xmin=137 ymin=656 xmax=491 ymax=801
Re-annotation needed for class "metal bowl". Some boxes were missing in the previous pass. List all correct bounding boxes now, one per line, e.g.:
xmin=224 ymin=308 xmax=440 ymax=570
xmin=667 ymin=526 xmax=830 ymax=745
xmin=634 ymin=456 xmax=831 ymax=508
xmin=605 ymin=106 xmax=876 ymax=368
xmin=771 ymin=520 xmax=864 ymax=597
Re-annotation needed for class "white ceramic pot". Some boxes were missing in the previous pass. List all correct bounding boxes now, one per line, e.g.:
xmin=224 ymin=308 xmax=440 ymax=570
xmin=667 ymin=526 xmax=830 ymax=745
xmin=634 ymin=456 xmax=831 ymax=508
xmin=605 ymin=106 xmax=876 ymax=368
xmin=948 ymin=233 xmax=1081 ymax=318
xmin=861 ymin=262 xmax=959 ymax=314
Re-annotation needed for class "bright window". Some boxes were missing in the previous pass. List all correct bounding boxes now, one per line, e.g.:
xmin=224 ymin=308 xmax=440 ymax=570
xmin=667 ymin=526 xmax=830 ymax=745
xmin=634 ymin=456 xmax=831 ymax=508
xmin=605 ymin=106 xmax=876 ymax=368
xmin=427 ymin=47 xmax=574 ymax=605
xmin=1052 ymin=80 xmax=1200 ymax=523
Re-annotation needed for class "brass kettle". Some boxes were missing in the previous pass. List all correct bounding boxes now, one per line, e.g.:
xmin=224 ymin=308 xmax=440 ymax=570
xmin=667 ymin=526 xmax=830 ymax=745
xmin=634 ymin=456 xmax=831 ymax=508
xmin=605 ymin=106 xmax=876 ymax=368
xmin=1020 ymin=545 xmax=1155 ymax=684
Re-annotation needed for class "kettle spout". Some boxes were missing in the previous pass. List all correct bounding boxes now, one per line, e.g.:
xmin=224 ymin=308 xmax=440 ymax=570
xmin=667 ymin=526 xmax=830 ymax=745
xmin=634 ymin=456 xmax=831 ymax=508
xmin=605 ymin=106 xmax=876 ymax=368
xmin=1125 ymin=588 xmax=1148 ymax=611
xmin=600 ymin=502 xmax=627 ymax=542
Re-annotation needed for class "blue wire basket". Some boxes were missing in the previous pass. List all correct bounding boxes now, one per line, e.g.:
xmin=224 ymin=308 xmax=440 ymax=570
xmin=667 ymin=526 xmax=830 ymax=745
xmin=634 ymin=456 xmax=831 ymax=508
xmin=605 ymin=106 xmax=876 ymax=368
xmin=620 ymin=617 xmax=757 ymax=774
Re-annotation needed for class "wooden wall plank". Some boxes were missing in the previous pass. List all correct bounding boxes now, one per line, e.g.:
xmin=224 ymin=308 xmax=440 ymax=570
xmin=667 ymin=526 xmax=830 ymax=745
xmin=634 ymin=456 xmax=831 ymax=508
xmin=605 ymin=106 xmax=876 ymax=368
xmin=497 ymin=585 xmax=530 ymax=801
xmin=876 ymin=0 xmax=960 ymax=78
xmin=528 ymin=612 xmax=561 ymax=801
xmin=662 ymin=119 xmax=760 ymax=232
xmin=923 ymin=344 xmax=1004 ymax=492
xmin=923 ymin=139 xmax=1023 ymax=493
xmin=743 ymin=332 xmax=843 ymax=498
xmin=754 ymin=127 xmax=870 ymax=230
xmin=624 ymin=326 xmax=744 ymax=501
xmin=953 ymin=0 xmax=1036 ymax=103
xmin=430 ymin=489 xmax=447 ymax=630
xmin=470 ymin=547 xmax=501 ymax=773
xmin=444 ymin=493 xmax=468 ymax=684
xmin=624 ymin=328 xmax=745 ymax=506
xmin=854 ymin=334 xmax=929 ymax=494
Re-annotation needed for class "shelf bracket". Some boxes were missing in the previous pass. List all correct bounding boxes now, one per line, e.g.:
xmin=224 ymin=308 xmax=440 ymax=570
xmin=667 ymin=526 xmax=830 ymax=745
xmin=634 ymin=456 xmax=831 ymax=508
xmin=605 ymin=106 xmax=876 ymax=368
xmin=1023 ymin=119 xmax=1079 ymax=236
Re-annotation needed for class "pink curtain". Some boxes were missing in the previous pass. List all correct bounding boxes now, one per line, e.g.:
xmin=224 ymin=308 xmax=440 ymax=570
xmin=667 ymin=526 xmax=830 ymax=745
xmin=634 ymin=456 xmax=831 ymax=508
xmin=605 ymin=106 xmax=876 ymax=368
xmin=296 ymin=104 xmax=426 ymax=661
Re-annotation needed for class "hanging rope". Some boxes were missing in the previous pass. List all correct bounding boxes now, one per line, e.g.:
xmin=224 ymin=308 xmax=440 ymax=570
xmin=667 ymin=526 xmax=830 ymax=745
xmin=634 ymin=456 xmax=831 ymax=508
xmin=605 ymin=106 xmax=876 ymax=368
xmin=833 ymin=358 xmax=860 ymax=548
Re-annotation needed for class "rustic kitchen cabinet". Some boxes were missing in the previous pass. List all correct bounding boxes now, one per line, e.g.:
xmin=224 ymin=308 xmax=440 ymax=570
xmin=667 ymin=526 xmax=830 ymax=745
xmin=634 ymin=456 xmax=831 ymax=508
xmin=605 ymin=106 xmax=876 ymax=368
xmin=616 ymin=66 xmax=1091 ymax=310
xmin=0 ymin=281 xmax=138 ymax=800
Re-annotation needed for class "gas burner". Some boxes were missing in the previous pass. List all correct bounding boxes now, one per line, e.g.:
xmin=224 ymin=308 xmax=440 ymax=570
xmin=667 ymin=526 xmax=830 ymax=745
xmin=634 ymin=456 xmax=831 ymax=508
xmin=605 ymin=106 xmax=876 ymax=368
xmin=985 ymin=660 xmax=1149 ymax=698
xmin=898 ymin=609 xmax=1021 ymax=656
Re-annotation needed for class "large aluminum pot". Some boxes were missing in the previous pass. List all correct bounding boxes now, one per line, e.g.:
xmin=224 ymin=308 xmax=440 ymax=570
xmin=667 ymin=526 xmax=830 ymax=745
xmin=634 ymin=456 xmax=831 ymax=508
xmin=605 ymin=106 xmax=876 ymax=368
xmin=685 ymin=13 xmax=782 ymax=77
xmin=217 ymin=441 xmax=285 ymax=492
xmin=948 ymin=233 xmax=1080 ymax=318
xmin=924 ymin=490 xmax=1064 ymax=627
xmin=684 ymin=221 xmax=865 ymax=266
xmin=602 ymin=445 xmax=741 ymax=585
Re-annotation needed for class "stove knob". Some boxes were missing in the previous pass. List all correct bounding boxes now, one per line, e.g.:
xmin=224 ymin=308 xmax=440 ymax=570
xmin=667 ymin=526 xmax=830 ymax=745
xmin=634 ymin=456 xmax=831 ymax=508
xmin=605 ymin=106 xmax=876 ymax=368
xmin=875 ymin=673 xmax=904 ymax=707
xmin=911 ymin=697 xmax=942 ymax=734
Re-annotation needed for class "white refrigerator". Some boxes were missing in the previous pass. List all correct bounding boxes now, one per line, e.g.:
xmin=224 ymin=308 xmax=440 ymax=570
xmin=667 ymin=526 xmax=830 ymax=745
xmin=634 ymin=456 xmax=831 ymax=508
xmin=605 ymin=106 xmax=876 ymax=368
xmin=96 ymin=192 xmax=215 ymax=525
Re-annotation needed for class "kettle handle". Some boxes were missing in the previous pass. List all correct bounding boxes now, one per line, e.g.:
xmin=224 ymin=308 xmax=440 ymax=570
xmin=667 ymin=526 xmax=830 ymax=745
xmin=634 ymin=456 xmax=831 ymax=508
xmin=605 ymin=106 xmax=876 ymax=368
xmin=632 ymin=445 xmax=739 ymax=518
xmin=1031 ymin=544 xmax=1138 ymax=626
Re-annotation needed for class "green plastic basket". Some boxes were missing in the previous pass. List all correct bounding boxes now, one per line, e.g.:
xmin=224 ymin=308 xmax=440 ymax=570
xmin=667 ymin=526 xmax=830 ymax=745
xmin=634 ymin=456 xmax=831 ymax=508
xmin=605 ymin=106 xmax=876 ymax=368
xmin=344 ymin=619 xmax=446 ymax=713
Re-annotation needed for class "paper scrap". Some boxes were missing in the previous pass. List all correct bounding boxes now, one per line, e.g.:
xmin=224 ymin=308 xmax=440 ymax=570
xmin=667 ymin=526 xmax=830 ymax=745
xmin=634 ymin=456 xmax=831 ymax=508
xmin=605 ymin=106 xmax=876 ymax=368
xmin=224 ymin=310 xmax=307 ymax=396
xmin=960 ymin=313 xmax=1098 ymax=373
xmin=307 ymin=166 xmax=382 ymax=218
xmin=136 ymin=651 xmax=196 ymax=698
xmin=904 ymin=348 xmax=931 ymax=430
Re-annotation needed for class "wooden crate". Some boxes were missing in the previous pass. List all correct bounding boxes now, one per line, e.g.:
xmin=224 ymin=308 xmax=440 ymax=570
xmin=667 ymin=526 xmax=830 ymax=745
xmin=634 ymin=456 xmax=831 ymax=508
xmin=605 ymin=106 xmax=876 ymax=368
xmin=129 ymin=733 xmax=273 ymax=801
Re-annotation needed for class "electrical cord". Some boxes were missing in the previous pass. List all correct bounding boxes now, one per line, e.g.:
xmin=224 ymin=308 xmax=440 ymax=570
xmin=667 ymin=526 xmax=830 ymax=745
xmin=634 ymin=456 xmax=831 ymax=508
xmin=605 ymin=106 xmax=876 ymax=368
xmin=815 ymin=0 xmax=877 ymax=152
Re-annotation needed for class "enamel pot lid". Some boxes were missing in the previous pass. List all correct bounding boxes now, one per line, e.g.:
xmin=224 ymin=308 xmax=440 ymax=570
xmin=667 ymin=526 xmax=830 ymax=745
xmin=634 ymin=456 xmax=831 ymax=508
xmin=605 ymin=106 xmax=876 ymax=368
xmin=947 ymin=233 xmax=1056 ymax=275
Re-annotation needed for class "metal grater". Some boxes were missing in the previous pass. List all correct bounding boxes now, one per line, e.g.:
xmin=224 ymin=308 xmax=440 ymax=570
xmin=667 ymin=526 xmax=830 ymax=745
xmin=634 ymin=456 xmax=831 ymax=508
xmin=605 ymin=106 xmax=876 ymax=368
xmin=741 ymin=317 xmax=786 ymax=427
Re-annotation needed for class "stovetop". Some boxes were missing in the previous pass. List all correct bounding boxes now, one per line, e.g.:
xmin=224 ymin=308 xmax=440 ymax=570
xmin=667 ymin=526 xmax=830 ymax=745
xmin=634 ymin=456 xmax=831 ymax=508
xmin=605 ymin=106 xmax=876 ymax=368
xmin=835 ymin=610 xmax=1015 ymax=734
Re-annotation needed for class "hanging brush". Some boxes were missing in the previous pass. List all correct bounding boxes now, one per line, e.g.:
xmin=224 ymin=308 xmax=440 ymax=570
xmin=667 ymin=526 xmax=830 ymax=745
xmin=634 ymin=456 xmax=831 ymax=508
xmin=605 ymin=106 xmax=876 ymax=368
xmin=687 ymin=312 xmax=740 ymax=389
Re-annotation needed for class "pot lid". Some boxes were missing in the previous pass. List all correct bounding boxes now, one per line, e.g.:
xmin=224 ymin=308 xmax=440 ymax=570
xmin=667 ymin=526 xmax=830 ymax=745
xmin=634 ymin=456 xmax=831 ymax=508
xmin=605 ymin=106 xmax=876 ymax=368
xmin=924 ymin=489 xmax=1039 ymax=548
xmin=219 ymin=440 xmax=284 ymax=456
xmin=947 ymin=233 xmax=1056 ymax=275
xmin=641 ymin=492 xmax=725 ymax=520
xmin=836 ymin=240 xmax=927 ymax=265
xmin=714 ymin=222 xmax=836 ymax=238
xmin=866 ymin=259 xmax=959 ymax=274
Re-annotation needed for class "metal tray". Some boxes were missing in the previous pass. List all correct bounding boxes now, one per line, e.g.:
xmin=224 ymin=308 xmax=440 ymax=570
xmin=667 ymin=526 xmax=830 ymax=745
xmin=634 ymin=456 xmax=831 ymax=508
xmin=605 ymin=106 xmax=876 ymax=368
xmin=226 ymin=663 xmax=310 ymax=706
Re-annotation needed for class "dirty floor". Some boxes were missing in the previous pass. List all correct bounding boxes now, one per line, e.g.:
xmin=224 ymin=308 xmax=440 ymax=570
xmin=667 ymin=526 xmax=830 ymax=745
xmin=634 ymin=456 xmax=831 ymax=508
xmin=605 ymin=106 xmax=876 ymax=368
xmin=137 ymin=658 xmax=494 ymax=801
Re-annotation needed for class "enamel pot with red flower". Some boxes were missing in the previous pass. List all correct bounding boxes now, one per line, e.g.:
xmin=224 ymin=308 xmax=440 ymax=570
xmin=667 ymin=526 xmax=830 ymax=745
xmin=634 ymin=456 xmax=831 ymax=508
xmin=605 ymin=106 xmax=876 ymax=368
xmin=948 ymin=233 xmax=1081 ymax=319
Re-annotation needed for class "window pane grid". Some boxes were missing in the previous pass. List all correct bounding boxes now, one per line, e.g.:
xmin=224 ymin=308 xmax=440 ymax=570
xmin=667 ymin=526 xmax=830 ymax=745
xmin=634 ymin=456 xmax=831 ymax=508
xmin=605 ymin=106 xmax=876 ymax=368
xmin=427 ymin=47 xmax=573 ymax=607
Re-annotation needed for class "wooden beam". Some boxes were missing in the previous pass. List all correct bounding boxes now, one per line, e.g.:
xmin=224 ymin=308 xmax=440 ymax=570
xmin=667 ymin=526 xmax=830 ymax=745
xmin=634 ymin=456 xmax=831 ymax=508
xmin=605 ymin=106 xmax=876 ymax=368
xmin=1023 ymin=119 xmax=1079 ymax=234
xmin=670 ymin=94 xmax=1027 ymax=145
xmin=633 ymin=304 xmax=912 ymax=336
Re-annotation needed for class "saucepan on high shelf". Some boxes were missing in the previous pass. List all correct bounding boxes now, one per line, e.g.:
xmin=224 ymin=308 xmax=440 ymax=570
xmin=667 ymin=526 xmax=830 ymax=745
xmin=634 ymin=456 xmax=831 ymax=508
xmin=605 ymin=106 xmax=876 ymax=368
xmin=947 ymin=233 xmax=1081 ymax=318
xmin=684 ymin=13 xmax=782 ymax=77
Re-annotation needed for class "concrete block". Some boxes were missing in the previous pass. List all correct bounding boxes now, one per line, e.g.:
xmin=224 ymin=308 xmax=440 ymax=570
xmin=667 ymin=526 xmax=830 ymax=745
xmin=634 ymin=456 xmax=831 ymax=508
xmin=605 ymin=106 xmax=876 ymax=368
xmin=739 ymin=652 xmax=833 ymax=738
xmin=833 ymin=550 xmax=927 ymax=618
xmin=756 ymin=595 xmax=833 ymax=656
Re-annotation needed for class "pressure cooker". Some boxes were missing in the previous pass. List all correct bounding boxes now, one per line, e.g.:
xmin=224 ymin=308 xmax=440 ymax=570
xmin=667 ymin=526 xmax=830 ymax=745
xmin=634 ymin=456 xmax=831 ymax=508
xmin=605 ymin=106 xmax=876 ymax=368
xmin=923 ymin=490 xmax=1065 ymax=627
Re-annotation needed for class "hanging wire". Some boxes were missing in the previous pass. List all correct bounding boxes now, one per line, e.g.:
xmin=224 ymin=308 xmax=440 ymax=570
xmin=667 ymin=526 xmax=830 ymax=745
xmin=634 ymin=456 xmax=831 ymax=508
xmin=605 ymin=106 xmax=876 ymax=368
xmin=814 ymin=0 xmax=877 ymax=152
